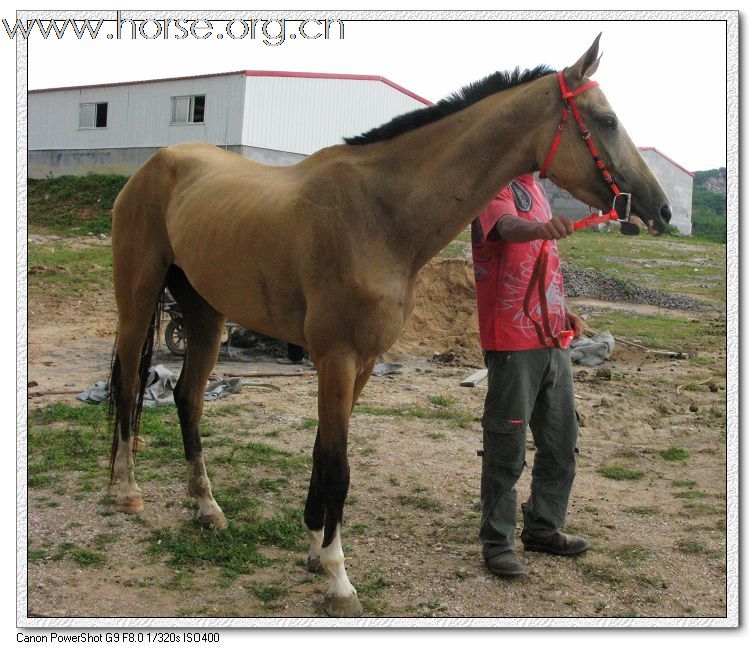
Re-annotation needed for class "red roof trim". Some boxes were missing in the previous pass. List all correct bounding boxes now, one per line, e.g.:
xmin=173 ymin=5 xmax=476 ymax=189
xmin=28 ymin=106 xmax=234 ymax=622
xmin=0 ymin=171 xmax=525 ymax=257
xmin=29 ymin=70 xmax=246 ymax=94
xmin=639 ymin=146 xmax=695 ymax=178
xmin=30 ymin=69 xmax=432 ymax=105
xmin=244 ymin=70 xmax=432 ymax=105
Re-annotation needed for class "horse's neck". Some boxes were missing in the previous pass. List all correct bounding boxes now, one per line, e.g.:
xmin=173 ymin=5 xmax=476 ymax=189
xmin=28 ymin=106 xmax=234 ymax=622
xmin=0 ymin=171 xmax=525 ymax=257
xmin=360 ymin=81 xmax=553 ymax=275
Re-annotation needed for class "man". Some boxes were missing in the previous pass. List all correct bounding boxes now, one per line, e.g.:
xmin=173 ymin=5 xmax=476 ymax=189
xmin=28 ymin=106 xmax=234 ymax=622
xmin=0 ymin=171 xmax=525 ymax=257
xmin=471 ymin=172 xmax=589 ymax=578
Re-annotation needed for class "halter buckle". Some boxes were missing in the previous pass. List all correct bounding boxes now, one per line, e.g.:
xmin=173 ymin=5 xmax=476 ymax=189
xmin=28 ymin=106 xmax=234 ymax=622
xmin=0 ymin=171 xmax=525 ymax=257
xmin=612 ymin=192 xmax=632 ymax=222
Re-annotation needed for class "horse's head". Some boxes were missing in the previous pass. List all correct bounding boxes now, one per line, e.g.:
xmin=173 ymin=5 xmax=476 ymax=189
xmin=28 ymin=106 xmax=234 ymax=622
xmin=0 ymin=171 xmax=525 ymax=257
xmin=535 ymin=34 xmax=672 ymax=235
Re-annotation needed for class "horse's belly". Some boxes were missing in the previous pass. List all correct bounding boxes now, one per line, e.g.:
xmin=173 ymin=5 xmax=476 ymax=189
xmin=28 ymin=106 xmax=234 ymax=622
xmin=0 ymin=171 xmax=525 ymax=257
xmin=172 ymin=236 xmax=307 ymax=346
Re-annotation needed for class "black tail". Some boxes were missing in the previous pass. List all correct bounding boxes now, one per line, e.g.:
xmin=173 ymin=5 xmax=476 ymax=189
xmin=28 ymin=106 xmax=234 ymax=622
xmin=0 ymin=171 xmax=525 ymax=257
xmin=108 ymin=301 xmax=163 ymax=482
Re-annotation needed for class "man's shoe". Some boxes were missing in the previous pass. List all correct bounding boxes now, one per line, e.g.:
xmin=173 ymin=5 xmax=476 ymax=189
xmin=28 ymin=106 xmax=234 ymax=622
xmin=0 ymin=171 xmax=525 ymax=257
xmin=485 ymin=551 xmax=526 ymax=577
xmin=521 ymin=528 xmax=589 ymax=556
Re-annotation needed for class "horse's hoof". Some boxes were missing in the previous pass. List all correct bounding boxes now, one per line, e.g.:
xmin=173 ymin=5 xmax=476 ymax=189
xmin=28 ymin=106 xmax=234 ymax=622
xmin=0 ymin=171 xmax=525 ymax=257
xmin=116 ymin=495 xmax=144 ymax=514
xmin=198 ymin=511 xmax=227 ymax=529
xmin=324 ymin=593 xmax=362 ymax=617
xmin=306 ymin=556 xmax=322 ymax=573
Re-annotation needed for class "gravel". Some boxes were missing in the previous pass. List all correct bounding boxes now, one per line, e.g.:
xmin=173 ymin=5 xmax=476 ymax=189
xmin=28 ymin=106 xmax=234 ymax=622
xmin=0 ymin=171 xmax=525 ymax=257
xmin=561 ymin=265 xmax=717 ymax=312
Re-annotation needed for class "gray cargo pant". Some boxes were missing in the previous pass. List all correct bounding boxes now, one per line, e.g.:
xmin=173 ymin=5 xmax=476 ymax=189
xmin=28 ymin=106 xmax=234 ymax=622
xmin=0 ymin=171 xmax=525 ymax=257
xmin=479 ymin=347 xmax=579 ymax=560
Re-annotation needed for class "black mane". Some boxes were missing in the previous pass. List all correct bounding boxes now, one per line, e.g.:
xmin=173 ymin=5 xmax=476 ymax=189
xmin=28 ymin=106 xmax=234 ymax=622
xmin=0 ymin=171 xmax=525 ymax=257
xmin=344 ymin=65 xmax=555 ymax=146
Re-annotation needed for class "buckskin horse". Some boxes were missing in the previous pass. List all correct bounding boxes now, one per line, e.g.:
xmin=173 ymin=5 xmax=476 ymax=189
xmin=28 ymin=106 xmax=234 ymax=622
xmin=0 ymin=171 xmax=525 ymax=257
xmin=107 ymin=36 xmax=671 ymax=616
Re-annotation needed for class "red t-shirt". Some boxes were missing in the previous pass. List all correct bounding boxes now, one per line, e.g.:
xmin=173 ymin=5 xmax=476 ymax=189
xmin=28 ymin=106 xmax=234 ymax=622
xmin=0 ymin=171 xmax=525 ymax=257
xmin=471 ymin=174 xmax=567 ymax=351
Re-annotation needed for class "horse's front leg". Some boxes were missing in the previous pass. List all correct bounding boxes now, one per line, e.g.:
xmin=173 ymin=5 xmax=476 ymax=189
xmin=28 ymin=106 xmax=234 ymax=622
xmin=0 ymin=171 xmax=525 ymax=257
xmin=303 ymin=350 xmax=366 ymax=617
xmin=304 ymin=360 xmax=374 ymax=577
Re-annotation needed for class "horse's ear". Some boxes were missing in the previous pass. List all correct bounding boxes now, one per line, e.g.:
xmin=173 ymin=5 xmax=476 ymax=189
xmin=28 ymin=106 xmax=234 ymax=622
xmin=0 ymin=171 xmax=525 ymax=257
xmin=565 ymin=33 xmax=602 ymax=82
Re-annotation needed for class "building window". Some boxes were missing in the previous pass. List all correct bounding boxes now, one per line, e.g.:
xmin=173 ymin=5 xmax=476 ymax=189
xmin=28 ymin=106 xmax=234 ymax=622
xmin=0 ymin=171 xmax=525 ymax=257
xmin=79 ymin=102 xmax=108 ymax=128
xmin=171 ymin=95 xmax=205 ymax=124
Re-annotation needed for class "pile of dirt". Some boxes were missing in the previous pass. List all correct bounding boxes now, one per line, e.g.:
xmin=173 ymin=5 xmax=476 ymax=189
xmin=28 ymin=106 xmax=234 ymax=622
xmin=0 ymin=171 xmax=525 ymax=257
xmin=391 ymin=256 xmax=718 ymax=367
xmin=392 ymin=258 xmax=482 ymax=367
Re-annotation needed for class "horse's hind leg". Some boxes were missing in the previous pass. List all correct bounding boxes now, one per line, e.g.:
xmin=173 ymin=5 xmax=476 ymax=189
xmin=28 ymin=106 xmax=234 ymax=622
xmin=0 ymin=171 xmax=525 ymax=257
xmin=111 ymin=262 xmax=169 ymax=513
xmin=167 ymin=267 xmax=227 ymax=528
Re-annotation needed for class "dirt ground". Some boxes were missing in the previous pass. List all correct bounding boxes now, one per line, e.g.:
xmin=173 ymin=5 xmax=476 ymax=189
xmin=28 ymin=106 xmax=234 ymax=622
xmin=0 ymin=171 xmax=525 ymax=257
xmin=25 ymin=246 xmax=728 ymax=621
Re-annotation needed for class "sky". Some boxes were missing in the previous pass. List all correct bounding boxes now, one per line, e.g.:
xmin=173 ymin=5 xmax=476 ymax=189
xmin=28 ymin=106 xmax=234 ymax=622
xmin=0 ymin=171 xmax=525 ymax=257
xmin=21 ymin=11 xmax=731 ymax=171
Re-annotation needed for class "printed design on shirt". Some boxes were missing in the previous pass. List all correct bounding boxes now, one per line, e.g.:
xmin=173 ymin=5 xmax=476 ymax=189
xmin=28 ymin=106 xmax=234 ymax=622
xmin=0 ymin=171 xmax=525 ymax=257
xmin=510 ymin=179 xmax=533 ymax=213
xmin=494 ymin=242 xmax=565 ymax=339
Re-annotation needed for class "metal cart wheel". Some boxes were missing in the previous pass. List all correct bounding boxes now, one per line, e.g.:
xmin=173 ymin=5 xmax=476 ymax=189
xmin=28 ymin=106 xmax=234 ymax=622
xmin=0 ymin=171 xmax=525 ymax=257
xmin=165 ymin=318 xmax=187 ymax=356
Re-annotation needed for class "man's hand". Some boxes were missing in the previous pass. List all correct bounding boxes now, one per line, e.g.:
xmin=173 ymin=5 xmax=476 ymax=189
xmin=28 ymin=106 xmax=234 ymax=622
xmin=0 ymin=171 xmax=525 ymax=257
xmin=566 ymin=309 xmax=585 ymax=338
xmin=537 ymin=215 xmax=575 ymax=240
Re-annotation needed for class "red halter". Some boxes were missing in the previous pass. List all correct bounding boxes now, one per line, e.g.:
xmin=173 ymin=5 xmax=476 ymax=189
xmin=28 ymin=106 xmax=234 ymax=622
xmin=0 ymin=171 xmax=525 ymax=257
xmin=524 ymin=70 xmax=631 ymax=350
xmin=540 ymin=69 xmax=630 ymax=227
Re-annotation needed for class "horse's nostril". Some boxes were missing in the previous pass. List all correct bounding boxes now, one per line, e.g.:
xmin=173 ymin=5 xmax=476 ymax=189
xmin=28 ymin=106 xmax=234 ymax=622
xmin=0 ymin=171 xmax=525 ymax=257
xmin=660 ymin=204 xmax=672 ymax=224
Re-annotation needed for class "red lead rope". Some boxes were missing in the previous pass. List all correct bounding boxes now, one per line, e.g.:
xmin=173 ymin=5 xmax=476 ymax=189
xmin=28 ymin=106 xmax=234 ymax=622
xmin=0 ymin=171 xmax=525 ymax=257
xmin=525 ymin=70 xmax=627 ymax=350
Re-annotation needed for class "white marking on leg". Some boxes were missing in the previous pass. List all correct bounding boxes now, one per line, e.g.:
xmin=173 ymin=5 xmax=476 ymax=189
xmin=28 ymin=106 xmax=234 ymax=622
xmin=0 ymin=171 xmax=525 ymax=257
xmin=187 ymin=454 xmax=224 ymax=524
xmin=113 ymin=435 xmax=142 ymax=502
xmin=307 ymin=527 xmax=324 ymax=563
xmin=320 ymin=524 xmax=356 ymax=599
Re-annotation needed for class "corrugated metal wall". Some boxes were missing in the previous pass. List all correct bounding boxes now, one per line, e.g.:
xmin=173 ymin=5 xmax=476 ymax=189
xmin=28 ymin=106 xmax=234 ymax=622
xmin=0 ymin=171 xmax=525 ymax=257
xmin=29 ymin=74 xmax=246 ymax=151
xmin=240 ymin=76 xmax=426 ymax=155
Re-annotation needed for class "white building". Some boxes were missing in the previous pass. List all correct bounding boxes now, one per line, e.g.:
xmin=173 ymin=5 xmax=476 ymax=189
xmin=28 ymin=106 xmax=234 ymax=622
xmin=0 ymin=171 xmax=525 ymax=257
xmin=28 ymin=70 xmax=431 ymax=178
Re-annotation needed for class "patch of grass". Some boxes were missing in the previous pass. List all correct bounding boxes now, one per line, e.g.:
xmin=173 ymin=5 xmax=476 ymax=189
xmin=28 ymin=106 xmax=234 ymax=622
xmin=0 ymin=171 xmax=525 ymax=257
xmin=582 ymin=310 xmax=721 ymax=352
xmin=28 ymin=243 xmax=114 ymax=300
xmin=659 ymin=446 xmax=690 ymax=462
xmin=91 ymin=532 xmax=118 ymax=550
xmin=428 ymin=395 xmax=454 ymax=407
xmin=676 ymin=539 xmax=707 ymax=555
xmin=427 ymin=431 xmax=446 ymax=440
xmin=295 ymin=418 xmax=318 ymax=430
xmin=358 ymin=567 xmax=392 ymax=598
xmin=578 ymin=562 xmax=626 ymax=585
xmin=69 ymin=547 xmax=106 ymax=567
xmin=349 ymin=522 xmax=368 ymax=535
xmin=256 ymin=477 xmax=286 ymax=494
xmin=212 ymin=440 xmax=309 ymax=474
xmin=246 ymin=582 xmax=288 ymax=605
xmin=439 ymin=241 xmax=467 ymax=259
xmin=614 ymin=545 xmax=652 ymax=567
xmin=681 ymin=502 xmax=725 ymax=516
xmin=354 ymin=404 xmax=474 ymax=428
xmin=598 ymin=465 xmax=644 ymax=481
xmin=674 ymin=490 xmax=710 ymax=500
xmin=51 ymin=541 xmax=106 ymax=567
xmin=28 ymin=403 xmax=110 ymax=487
xmin=28 ymin=549 xmax=49 ymax=564
xmin=395 ymin=494 xmax=442 ymax=512
xmin=150 ymin=506 xmax=305 ymax=580
xmin=671 ymin=480 xmax=697 ymax=488
xmin=28 ymin=174 xmax=127 ymax=236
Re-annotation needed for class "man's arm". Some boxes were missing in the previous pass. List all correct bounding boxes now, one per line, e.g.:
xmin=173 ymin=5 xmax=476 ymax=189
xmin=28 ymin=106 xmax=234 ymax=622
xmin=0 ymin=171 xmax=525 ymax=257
xmin=495 ymin=214 xmax=576 ymax=243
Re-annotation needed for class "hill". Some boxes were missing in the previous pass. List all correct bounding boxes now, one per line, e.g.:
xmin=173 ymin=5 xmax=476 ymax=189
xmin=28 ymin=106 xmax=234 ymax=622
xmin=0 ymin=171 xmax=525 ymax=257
xmin=691 ymin=167 xmax=726 ymax=244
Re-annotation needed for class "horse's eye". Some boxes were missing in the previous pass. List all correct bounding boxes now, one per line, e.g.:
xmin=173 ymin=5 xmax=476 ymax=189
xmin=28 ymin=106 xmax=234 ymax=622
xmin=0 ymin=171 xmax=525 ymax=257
xmin=601 ymin=115 xmax=618 ymax=130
